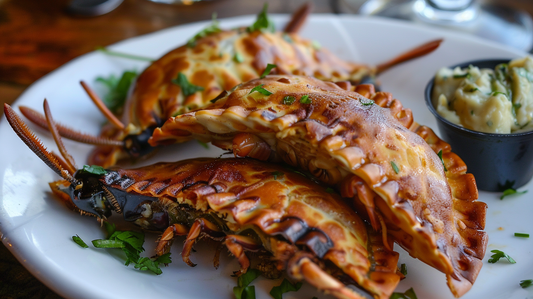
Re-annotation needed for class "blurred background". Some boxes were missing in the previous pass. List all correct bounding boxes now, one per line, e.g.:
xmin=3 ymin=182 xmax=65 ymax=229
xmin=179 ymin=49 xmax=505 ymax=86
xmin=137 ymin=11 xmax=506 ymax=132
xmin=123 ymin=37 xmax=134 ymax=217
xmin=0 ymin=0 xmax=532 ymax=297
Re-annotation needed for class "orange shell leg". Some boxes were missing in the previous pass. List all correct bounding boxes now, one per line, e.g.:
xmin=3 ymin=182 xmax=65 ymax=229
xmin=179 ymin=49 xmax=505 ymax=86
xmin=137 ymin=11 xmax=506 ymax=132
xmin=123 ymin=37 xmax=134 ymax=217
xmin=225 ymin=235 xmax=261 ymax=276
xmin=155 ymin=223 xmax=189 ymax=256
xmin=181 ymin=218 xmax=224 ymax=267
xmin=287 ymin=252 xmax=373 ymax=299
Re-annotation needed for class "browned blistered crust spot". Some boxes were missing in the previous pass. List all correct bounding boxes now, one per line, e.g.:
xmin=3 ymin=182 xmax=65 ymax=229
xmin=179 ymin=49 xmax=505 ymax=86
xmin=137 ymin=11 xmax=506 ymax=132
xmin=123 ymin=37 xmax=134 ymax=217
xmin=150 ymin=75 xmax=487 ymax=298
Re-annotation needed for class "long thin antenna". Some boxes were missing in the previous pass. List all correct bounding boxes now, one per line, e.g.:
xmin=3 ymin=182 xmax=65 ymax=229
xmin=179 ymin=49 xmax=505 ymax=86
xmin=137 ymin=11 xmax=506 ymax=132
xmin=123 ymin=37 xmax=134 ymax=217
xmin=4 ymin=103 xmax=78 ymax=185
xmin=19 ymin=106 xmax=124 ymax=146
xmin=43 ymin=99 xmax=77 ymax=175
xmin=80 ymin=81 xmax=125 ymax=130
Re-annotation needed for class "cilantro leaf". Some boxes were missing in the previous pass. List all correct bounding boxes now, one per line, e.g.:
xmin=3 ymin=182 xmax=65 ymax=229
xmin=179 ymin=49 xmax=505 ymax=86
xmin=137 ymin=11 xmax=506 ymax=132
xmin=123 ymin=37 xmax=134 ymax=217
xmin=247 ymin=3 xmax=275 ymax=33
xmin=390 ymin=288 xmax=418 ymax=299
xmin=187 ymin=14 xmax=221 ymax=47
xmin=260 ymin=63 xmax=277 ymax=78
xmin=437 ymin=150 xmax=448 ymax=171
xmin=488 ymin=249 xmax=516 ymax=264
xmin=238 ymin=269 xmax=262 ymax=288
xmin=72 ymin=235 xmax=88 ymax=248
xmin=249 ymin=84 xmax=272 ymax=96
xmin=282 ymin=96 xmax=296 ymax=105
xmin=96 ymin=47 xmax=154 ymax=62
xmin=96 ymin=70 xmax=138 ymax=113
xmin=520 ymin=279 xmax=533 ymax=288
xmin=269 ymin=279 xmax=303 ymax=299
xmin=82 ymin=165 xmax=107 ymax=175
xmin=234 ymin=269 xmax=261 ymax=299
xmin=172 ymin=73 xmax=204 ymax=97
xmin=391 ymin=161 xmax=400 ymax=174
xmin=500 ymin=188 xmax=527 ymax=200
xmin=233 ymin=286 xmax=255 ymax=299
xmin=300 ymin=95 xmax=311 ymax=104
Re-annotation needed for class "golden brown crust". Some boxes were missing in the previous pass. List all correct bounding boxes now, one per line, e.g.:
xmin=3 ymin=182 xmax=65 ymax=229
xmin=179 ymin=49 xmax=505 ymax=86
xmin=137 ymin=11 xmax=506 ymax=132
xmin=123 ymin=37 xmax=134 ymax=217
xmin=103 ymin=158 xmax=399 ymax=299
xmin=149 ymin=75 xmax=487 ymax=297
xmin=89 ymin=28 xmax=374 ymax=167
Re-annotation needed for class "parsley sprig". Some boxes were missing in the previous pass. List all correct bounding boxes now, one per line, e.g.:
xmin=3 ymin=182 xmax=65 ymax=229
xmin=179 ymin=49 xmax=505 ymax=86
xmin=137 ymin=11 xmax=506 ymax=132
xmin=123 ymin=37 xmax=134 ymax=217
xmin=437 ymin=150 xmax=447 ymax=171
xmin=72 ymin=235 xmax=89 ymax=248
xmin=172 ymin=73 xmax=205 ymax=97
xmin=187 ymin=13 xmax=221 ymax=48
xmin=88 ymin=222 xmax=171 ymax=275
xmin=96 ymin=70 xmax=138 ymax=113
xmin=520 ymin=279 xmax=533 ymax=288
xmin=500 ymin=188 xmax=527 ymax=200
xmin=233 ymin=269 xmax=261 ymax=299
xmin=247 ymin=3 xmax=275 ymax=33
xmin=270 ymin=279 xmax=303 ymax=299
xmin=488 ymin=249 xmax=516 ymax=264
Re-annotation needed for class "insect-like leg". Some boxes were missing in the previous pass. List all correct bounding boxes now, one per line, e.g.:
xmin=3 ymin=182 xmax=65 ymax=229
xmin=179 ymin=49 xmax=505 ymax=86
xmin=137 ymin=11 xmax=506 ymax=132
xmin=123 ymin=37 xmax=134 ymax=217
xmin=287 ymin=252 xmax=373 ymax=299
xmin=232 ymin=133 xmax=272 ymax=161
xmin=155 ymin=223 xmax=189 ymax=256
xmin=225 ymin=235 xmax=261 ymax=276
xmin=182 ymin=218 xmax=225 ymax=267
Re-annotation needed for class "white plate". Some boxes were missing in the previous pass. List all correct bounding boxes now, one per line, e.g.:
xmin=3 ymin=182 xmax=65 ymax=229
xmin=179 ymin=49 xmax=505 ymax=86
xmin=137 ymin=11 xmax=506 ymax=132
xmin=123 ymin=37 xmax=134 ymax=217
xmin=1 ymin=14 xmax=532 ymax=299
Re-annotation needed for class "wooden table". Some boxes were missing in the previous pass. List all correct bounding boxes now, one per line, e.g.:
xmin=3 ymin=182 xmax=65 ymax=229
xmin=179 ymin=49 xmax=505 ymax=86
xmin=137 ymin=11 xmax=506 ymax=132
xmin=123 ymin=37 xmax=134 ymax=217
xmin=0 ymin=0 xmax=532 ymax=297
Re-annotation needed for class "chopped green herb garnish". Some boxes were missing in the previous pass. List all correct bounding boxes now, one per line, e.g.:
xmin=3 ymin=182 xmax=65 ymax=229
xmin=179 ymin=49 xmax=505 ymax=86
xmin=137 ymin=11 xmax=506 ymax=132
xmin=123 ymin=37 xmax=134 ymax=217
xmin=269 ymin=279 xmax=303 ymax=299
xmin=487 ymin=120 xmax=493 ymax=127
xmin=72 ymin=235 xmax=88 ymax=248
xmin=172 ymin=73 xmax=204 ymax=97
xmin=247 ymin=3 xmax=275 ymax=33
xmin=515 ymin=233 xmax=529 ymax=238
xmin=282 ymin=96 xmax=296 ymax=105
xmin=468 ymin=87 xmax=479 ymax=92
xmin=96 ymin=47 xmax=154 ymax=62
xmin=260 ymin=63 xmax=277 ymax=78
xmin=272 ymin=171 xmax=284 ymax=180
xmin=520 ymin=279 xmax=533 ymax=288
xmin=488 ymin=249 xmax=516 ymax=264
xmin=82 ymin=165 xmax=107 ymax=175
xmin=491 ymin=91 xmax=507 ymax=97
xmin=325 ymin=187 xmax=335 ymax=193
xmin=249 ymin=84 xmax=273 ymax=96
xmin=104 ymin=221 xmax=116 ymax=238
xmin=233 ymin=269 xmax=261 ymax=299
xmin=391 ymin=161 xmax=399 ymax=174
xmin=187 ymin=13 xmax=221 ymax=47
xmin=400 ymin=263 xmax=407 ymax=276
xmin=390 ymin=287 xmax=418 ymax=299
xmin=96 ymin=70 xmax=138 ymax=113
xmin=197 ymin=141 xmax=209 ymax=149
xmin=470 ymin=110 xmax=474 ymax=115
xmin=453 ymin=73 xmax=470 ymax=79
xmin=90 ymin=227 xmax=170 ymax=275
xmin=92 ymin=239 xmax=126 ymax=248
xmin=300 ymin=95 xmax=311 ymax=104
xmin=360 ymin=98 xmax=374 ymax=106
xmin=437 ymin=150 xmax=448 ymax=171
xmin=500 ymin=188 xmax=527 ymax=200
xmin=234 ymin=52 xmax=244 ymax=63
